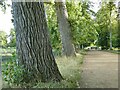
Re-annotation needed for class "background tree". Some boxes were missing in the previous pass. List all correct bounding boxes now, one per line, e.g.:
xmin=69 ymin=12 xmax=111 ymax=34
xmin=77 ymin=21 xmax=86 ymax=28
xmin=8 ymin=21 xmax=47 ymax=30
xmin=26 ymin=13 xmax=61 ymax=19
xmin=12 ymin=2 xmax=63 ymax=83
xmin=66 ymin=1 xmax=98 ymax=50
xmin=96 ymin=1 xmax=117 ymax=49
xmin=107 ymin=2 xmax=116 ymax=50
xmin=118 ymin=1 xmax=120 ymax=49
xmin=45 ymin=3 xmax=62 ymax=56
xmin=55 ymin=0 xmax=76 ymax=56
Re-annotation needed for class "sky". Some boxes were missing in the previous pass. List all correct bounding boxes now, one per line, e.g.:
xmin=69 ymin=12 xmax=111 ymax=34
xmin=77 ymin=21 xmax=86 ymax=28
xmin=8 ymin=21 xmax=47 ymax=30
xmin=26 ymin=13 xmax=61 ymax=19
xmin=0 ymin=0 xmax=100 ymax=35
xmin=0 ymin=0 xmax=13 ymax=35
xmin=90 ymin=0 xmax=101 ymax=12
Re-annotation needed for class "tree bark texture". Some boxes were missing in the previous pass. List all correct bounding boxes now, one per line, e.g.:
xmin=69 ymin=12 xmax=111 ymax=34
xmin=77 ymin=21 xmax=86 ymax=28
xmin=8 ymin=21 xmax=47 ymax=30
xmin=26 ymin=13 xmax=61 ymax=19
xmin=12 ymin=2 xmax=63 ymax=82
xmin=55 ymin=1 xmax=76 ymax=57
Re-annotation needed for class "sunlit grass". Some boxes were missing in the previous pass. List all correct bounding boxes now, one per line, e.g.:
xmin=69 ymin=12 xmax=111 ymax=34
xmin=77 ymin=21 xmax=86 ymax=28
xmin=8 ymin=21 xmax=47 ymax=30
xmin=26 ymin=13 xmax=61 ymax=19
xmin=2 ymin=49 xmax=85 ymax=88
xmin=33 ymin=53 xmax=84 ymax=88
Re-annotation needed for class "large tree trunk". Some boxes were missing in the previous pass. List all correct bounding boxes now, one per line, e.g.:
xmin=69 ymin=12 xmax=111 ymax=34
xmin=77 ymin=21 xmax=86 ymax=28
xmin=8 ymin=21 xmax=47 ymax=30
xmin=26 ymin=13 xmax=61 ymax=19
xmin=12 ymin=2 xmax=63 ymax=83
xmin=55 ymin=1 xmax=76 ymax=57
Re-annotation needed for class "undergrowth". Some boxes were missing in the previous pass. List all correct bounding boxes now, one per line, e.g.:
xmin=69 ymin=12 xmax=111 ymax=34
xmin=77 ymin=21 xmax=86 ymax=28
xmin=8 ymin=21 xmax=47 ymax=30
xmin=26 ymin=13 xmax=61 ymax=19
xmin=2 ymin=51 xmax=85 ymax=88
xmin=33 ymin=54 xmax=83 ymax=88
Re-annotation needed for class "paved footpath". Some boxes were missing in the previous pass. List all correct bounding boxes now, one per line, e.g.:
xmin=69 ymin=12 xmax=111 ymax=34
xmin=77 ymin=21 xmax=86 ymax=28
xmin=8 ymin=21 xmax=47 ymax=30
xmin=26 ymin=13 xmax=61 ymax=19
xmin=79 ymin=50 xmax=118 ymax=88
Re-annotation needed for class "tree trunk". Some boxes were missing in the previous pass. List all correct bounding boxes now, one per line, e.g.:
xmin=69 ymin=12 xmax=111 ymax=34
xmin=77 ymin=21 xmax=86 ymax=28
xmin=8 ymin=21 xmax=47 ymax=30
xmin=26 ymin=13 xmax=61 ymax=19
xmin=12 ymin=2 xmax=63 ymax=83
xmin=109 ymin=31 xmax=112 ymax=49
xmin=109 ymin=10 xmax=112 ymax=50
xmin=55 ymin=1 xmax=76 ymax=57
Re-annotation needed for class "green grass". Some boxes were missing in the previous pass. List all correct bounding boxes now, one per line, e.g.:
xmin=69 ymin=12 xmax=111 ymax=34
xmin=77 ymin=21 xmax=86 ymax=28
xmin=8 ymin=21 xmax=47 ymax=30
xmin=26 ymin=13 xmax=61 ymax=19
xmin=104 ymin=48 xmax=120 ymax=54
xmin=1 ymin=48 xmax=85 ymax=88
xmin=33 ymin=54 xmax=83 ymax=88
xmin=2 ymin=53 xmax=84 ymax=88
xmin=79 ymin=49 xmax=87 ymax=55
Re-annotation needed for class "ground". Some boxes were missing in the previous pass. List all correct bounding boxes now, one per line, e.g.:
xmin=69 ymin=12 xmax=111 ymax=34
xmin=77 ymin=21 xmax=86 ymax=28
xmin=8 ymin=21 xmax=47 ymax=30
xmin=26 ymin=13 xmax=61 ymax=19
xmin=79 ymin=50 xmax=118 ymax=88
xmin=0 ymin=50 xmax=118 ymax=88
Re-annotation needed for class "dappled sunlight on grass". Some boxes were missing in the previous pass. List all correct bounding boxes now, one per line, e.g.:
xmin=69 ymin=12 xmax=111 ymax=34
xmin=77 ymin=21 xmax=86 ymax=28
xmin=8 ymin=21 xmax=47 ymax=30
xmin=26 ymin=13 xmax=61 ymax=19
xmin=56 ymin=54 xmax=82 ymax=77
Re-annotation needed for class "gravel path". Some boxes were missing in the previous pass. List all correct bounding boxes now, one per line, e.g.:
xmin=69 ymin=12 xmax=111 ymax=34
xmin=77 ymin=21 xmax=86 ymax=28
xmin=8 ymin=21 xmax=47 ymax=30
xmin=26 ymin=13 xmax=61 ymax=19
xmin=79 ymin=50 xmax=118 ymax=88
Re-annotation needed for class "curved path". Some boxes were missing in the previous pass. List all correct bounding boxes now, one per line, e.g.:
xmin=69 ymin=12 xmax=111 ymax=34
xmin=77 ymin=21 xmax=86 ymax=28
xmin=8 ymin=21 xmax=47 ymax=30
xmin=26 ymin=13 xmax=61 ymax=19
xmin=79 ymin=50 xmax=118 ymax=88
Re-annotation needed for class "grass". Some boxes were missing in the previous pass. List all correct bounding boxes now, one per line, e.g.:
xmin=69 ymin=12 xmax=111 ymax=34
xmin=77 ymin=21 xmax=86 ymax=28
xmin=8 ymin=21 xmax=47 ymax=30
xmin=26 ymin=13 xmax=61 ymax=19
xmin=106 ymin=48 xmax=120 ymax=54
xmin=2 ymin=50 xmax=85 ymax=88
xmin=103 ymin=48 xmax=120 ymax=54
xmin=107 ymin=50 xmax=120 ymax=54
xmin=33 ymin=53 xmax=84 ymax=88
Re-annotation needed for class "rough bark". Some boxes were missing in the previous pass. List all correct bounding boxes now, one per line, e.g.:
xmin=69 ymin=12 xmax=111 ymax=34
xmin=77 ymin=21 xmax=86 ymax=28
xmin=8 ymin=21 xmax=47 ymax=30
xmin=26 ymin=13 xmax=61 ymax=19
xmin=55 ymin=1 xmax=76 ymax=57
xmin=12 ymin=2 xmax=63 ymax=82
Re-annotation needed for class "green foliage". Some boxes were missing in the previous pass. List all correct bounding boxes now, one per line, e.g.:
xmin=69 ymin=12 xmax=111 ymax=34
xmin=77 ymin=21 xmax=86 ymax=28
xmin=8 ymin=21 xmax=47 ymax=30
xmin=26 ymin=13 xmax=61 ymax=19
xmin=0 ymin=48 xmax=16 ymax=57
xmin=1 ymin=1 xmax=119 ymax=88
xmin=118 ymin=19 xmax=120 ymax=48
xmin=2 ymin=52 xmax=37 ymax=88
xmin=44 ymin=1 xmax=118 ymax=51
xmin=45 ymin=3 xmax=62 ymax=56
xmin=0 ymin=31 xmax=7 ymax=48
xmin=66 ymin=1 xmax=98 ymax=47
xmin=33 ymin=54 xmax=83 ymax=88
xmin=96 ymin=1 xmax=118 ymax=49
xmin=2 ymin=53 xmax=24 ymax=87
xmin=2 ymin=51 xmax=36 ymax=88
xmin=2 ymin=50 xmax=84 ymax=88
xmin=8 ymin=28 xmax=16 ymax=47
xmin=45 ymin=1 xmax=98 ymax=52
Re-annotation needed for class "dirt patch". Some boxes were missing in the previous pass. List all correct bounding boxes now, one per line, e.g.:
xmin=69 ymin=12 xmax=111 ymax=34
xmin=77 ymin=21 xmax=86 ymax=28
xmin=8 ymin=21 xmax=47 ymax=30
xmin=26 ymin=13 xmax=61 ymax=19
xmin=79 ymin=50 xmax=118 ymax=88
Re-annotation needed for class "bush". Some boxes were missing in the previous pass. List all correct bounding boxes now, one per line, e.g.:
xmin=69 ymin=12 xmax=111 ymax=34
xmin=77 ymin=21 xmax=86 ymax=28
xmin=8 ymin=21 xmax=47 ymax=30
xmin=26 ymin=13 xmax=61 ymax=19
xmin=2 ymin=53 xmax=24 ymax=87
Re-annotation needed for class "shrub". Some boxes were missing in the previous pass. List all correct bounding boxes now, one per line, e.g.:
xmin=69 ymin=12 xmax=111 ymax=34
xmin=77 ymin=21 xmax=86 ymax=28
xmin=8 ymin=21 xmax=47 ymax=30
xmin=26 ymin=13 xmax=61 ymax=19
xmin=2 ymin=51 xmax=84 ymax=88
xmin=2 ymin=53 xmax=24 ymax=87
